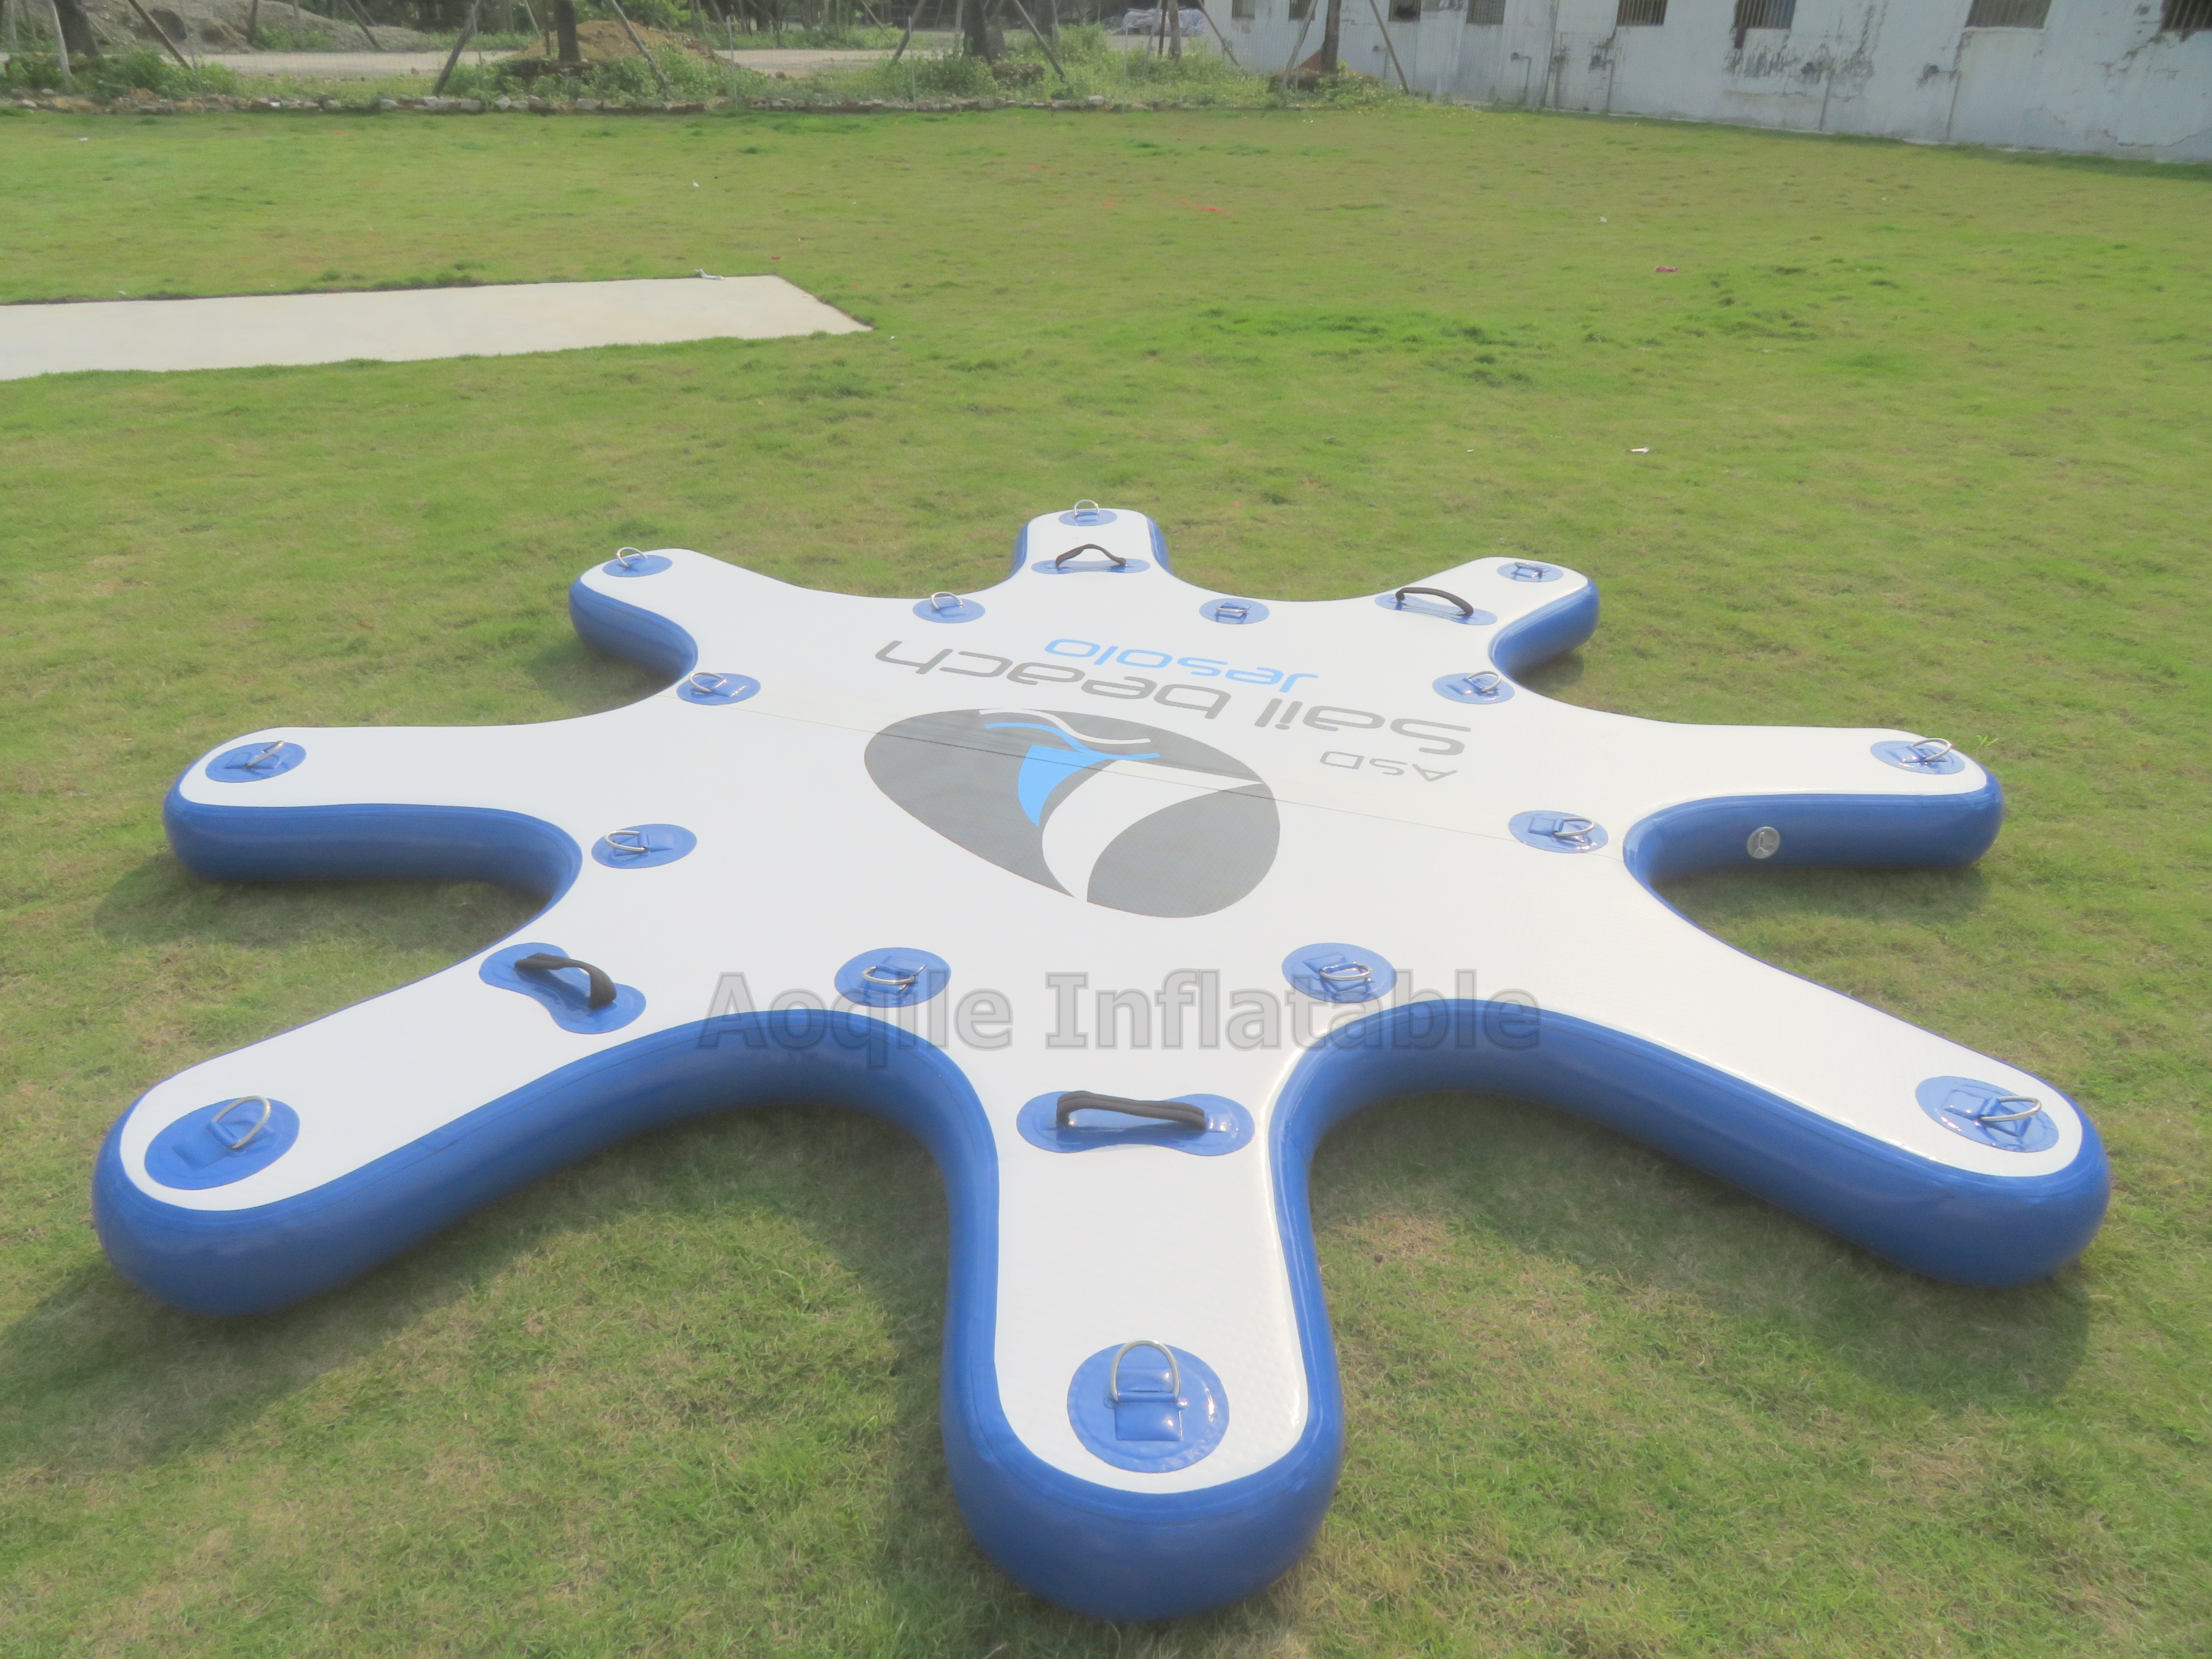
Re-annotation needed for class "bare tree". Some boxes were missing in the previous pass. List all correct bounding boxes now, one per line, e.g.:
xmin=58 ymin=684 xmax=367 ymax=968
xmin=1317 ymin=0 xmax=1339 ymax=72
xmin=551 ymin=0 xmax=579 ymax=60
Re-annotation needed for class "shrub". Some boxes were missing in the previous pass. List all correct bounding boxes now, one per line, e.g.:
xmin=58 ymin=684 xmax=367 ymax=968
xmin=443 ymin=44 xmax=736 ymax=102
xmin=80 ymin=46 xmax=243 ymax=99
xmin=1 ymin=51 xmax=66 ymax=90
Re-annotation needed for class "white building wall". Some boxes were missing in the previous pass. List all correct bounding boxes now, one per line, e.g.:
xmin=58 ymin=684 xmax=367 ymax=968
xmin=1214 ymin=0 xmax=2212 ymax=164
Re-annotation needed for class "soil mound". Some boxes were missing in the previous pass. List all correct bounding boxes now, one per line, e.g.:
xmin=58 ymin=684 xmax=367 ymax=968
xmin=511 ymin=20 xmax=717 ymax=63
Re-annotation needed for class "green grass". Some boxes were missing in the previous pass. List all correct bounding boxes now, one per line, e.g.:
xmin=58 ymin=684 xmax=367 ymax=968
xmin=1 ymin=105 xmax=2208 ymax=1657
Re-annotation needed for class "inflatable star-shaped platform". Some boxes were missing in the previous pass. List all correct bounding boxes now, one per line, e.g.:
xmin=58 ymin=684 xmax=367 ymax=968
xmin=97 ymin=505 xmax=2107 ymax=1621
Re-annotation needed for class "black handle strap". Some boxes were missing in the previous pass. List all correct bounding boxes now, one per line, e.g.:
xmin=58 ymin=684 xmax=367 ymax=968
xmin=1393 ymin=585 xmax=1474 ymax=618
xmin=1056 ymin=1091 xmax=1208 ymax=1130
xmin=1054 ymin=543 xmax=1129 ymax=570
xmin=514 ymin=952 xmax=617 ymax=1011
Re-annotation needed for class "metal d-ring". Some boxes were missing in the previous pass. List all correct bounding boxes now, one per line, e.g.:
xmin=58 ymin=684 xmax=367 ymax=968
xmin=603 ymin=829 xmax=652 ymax=859
xmin=1055 ymin=543 xmax=1129 ymax=570
xmin=928 ymin=591 xmax=965 ymax=613
xmin=686 ymin=671 xmax=728 ymax=696
xmin=211 ymin=1094 xmax=274 ymax=1152
xmin=1458 ymin=671 xmax=1505 ymax=698
xmin=1970 ymin=1094 xmax=2044 ymax=1125
xmin=1070 ymin=499 xmax=1104 ymax=522
xmin=1214 ymin=602 xmax=1249 ymax=620
xmin=1909 ymin=738 xmax=1956 ymax=767
xmin=241 ymin=741 xmax=288 ymax=771
xmin=1547 ymin=816 xmax=1597 ymax=847
xmin=861 ymin=963 xmax=922 ymax=989
xmin=1506 ymin=560 xmax=1551 ymax=580
xmin=1107 ymin=1339 xmax=1183 ymax=1405
xmin=1394 ymin=585 xmax=1474 ymax=618
xmin=1316 ymin=959 xmax=1374 ymax=988
xmin=613 ymin=547 xmax=649 ymax=570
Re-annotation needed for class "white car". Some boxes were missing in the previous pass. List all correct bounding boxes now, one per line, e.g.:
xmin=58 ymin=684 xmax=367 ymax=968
xmin=1118 ymin=6 xmax=1208 ymax=35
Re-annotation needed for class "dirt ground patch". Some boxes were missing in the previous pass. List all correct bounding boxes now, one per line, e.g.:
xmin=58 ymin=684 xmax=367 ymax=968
xmin=510 ymin=20 xmax=717 ymax=64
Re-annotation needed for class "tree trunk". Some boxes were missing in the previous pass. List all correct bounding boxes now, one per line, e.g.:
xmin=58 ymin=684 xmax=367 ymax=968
xmin=552 ymin=0 xmax=579 ymax=61
xmin=1317 ymin=0 xmax=1340 ymax=73
xmin=963 ymin=0 xmax=999 ymax=59
xmin=52 ymin=0 xmax=99 ymax=60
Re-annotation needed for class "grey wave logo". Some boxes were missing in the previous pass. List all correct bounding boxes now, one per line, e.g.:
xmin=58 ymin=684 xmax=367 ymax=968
xmin=865 ymin=708 xmax=1279 ymax=918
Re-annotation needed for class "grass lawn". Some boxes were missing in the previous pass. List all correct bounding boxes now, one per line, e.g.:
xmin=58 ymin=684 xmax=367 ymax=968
xmin=1 ymin=102 xmax=2207 ymax=1657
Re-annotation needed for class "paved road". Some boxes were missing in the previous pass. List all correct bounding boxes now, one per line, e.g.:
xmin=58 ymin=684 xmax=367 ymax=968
xmin=190 ymin=46 xmax=894 ymax=79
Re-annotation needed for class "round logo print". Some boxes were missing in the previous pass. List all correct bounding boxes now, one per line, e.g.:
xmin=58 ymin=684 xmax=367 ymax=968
xmin=864 ymin=708 xmax=1279 ymax=918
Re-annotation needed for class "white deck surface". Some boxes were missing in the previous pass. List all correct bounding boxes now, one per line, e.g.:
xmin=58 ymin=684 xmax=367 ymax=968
xmin=0 ymin=276 xmax=867 ymax=381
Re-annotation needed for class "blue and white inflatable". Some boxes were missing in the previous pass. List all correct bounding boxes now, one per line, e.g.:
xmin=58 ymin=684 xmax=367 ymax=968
xmin=99 ymin=505 xmax=2107 ymax=1620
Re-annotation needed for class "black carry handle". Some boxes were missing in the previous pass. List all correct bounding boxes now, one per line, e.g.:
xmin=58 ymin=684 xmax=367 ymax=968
xmin=1056 ymin=1091 xmax=1209 ymax=1130
xmin=514 ymin=952 xmax=618 ymax=1011
xmin=1054 ymin=543 xmax=1130 ymax=570
xmin=1393 ymin=585 xmax=1474 ymax=618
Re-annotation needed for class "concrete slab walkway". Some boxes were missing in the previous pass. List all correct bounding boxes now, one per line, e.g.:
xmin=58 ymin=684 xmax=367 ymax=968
xmin=183 ymin=46 xmax=891 ymax=79
xmin=0 ymin=276 xmax=866 ymax=381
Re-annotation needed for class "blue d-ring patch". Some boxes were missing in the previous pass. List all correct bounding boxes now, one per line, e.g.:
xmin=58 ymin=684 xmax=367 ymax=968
xmin=1498 ymin=559 xmax=1563 ymax=582
xmin=1016 ymin=1092 xmax=1254 ymax=1157
xmin=206 ymin=742 xmax=306 ymax=783
xmin=835 ymin=948 xmax=950 ymax=1008
xmin=1201 ymin=597 xmax=1270 ymax=626
xmin=1873 ymin=739 xmax=1966 ymax=775
xmin=1917 ymin=1076 xmax=2060 ymax=1153
xmin=1434 ymin=671 xmax=1514 ymax=705
xmin=1059 ymin=506 xmax=1119 ymax=527
xmin=914 ymin=595 xmax=986 ymax=623
xmin=677 ymin=672 xmax=760 ymax=706
xmin=1067 ymin=1343 xmax=1229 ymax=1473
xmin=1511 ymin=810 xmax=1608 ymax=853
xmin=1283 ymin=943 xmax=1397 ymax=1004
xmin=591 ymin=823 xmax=697 ymax=870
xmin=602 ymin=552 xmax=672 ymax=578
xmin=145 ymin=1097 xmax=301 ymax=1190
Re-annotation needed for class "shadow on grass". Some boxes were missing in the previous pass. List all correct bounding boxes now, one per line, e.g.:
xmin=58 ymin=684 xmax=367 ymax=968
xmin=1660 ymin=860 xmax=1994 ymax=931
xmin=92 ymin=854 xmax=545 ymax=955
xmin=526 ymin=633 xmax=671 ymax=715
xmin=1314 ymin=1092 xmax=2090 ymax=1412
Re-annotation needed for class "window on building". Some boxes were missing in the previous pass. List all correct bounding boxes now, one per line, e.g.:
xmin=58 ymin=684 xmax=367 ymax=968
xmin=2161 ymin=0 xmax=2211 ymax=33
xmin=1288 ymin=0 xmax=1312 ymax=17
xmin=1965 ymin=0 xmax=2050 ymax=24
xmin=1731 ymin=0 xmax=1795 ymax=28
xmin=1231 ymin=0 xmax=1254 ymax=16
xmin=1615 ymin=0 xmax=1667 ymax=24
xmin=1469 ymin=0 xmax=1505 ymax=18
xmin=1389 ymin=0 xmax=1420 ymax=17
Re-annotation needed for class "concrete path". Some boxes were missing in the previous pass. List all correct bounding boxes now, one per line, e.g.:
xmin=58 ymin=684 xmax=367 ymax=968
xmin=189 ymin=46 xmax=892 ymax=79
xmin=0 ymin=276 xmax=865 ymax=381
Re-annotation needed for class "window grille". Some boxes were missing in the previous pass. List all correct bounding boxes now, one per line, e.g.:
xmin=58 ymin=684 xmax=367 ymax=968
xmin=2161 ymin=0 xmax=2211 ymax=34
xmin=1616 ymin=0 xmax=1667 ymax=24
xmin=1965 ymin=0 xmax=2050 ymax=24
xmin=1731 ymin=0 xmax=1794 ymax=26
